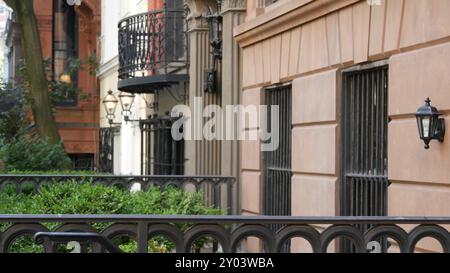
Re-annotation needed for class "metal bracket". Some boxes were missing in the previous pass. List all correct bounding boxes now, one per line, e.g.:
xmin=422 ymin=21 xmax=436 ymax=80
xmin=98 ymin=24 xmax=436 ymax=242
xmin=436 ymin=117 xmax=446 ymax=143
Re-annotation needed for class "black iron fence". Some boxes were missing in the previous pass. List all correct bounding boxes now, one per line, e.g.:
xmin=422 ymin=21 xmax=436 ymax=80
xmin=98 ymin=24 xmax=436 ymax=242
xmin=0 ymin=175 xmax=234 ymax=214
xmin=0 ymin=215 xmax=449 ymax=253
xmin=0 ymin=175 xmax=449 ymax=253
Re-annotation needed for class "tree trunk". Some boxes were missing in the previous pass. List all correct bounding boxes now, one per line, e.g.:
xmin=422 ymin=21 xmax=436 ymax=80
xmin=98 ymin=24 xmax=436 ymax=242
xmin=4 ymin=0 xmax=61 ymax=144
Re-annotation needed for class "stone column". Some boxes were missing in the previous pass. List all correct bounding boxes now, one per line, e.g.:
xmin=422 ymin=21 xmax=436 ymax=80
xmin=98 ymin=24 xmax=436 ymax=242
xmin=221 ymin=0 xmax=246 ymax=213
xmin=184 ymin=0 xmax=222 ymax=176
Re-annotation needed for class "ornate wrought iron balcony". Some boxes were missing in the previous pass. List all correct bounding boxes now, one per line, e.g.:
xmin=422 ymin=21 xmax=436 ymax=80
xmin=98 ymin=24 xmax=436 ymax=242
xmin=118 ymin=7 xmax=189 ymax=93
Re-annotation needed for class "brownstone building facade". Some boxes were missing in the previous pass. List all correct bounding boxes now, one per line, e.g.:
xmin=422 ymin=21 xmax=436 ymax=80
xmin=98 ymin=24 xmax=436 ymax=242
xmin=235 ymin=0 xmax=450 ymax=252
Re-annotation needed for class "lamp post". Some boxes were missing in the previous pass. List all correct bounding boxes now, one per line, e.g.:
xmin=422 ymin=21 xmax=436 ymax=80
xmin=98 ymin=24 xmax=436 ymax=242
xmin=415 ymin=98 xmax=445 ymax=149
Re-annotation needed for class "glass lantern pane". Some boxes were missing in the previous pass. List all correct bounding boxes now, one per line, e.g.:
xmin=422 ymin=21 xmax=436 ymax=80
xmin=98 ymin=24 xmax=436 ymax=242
xmin=104 ymin=101 xmax=117 ymax=115
xmin=416 ymin=117 xmax=423 ymax=138
xmin=422 ymin=117 xmax=431 ymax=138
xmin=119 ymin=93 xmax=135 ymax=112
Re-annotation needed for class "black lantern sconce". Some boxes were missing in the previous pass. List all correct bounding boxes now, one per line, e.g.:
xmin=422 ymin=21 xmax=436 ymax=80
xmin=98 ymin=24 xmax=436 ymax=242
xmin=415 ymin=98 xmax=445 ymax=149
xmin=204 ymin=0 xmax=223 ymax=93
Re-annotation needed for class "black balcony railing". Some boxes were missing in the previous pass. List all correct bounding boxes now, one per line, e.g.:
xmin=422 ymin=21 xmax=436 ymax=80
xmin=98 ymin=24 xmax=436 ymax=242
xmin=117 ymin=7 xmax=188 ymax=93
xmin=0 ymin=215 xmax=449 ymax=253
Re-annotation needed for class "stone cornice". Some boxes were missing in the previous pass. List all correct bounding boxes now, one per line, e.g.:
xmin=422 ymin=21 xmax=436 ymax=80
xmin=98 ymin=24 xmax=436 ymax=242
xmin=234 ymin=0 xmax=361 ymax=47
xmin=222 ymin=0 xmax=246 ymax=14
xmin=97 ymin=56 xmax=119 ymax=79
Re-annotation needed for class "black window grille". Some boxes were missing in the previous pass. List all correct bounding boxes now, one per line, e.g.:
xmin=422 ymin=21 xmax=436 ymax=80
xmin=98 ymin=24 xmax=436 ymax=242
xmin=341 ymin=64 xmax=390 ymax=252
xmin=263 ymin=85 xmax=292 ymax=221
xmin=99 ymin=128 xmax=117 ymax=173
xmin=140 ymin=116 xmax=185 ymax=175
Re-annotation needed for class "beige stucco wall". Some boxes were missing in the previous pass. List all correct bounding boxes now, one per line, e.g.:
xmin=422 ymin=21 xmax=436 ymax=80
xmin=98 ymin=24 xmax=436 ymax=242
xmin=236 ymin=0 xmax=450 ymax=252
xmin=97 ymin=0 xmax=148 ymax=175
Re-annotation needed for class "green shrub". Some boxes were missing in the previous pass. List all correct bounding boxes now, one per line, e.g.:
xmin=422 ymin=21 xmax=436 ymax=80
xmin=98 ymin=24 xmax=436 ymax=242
xmin=0 ymin=106 xmax=28 ymax=143
xmin=0 ymin=181 xmax=223 ymax=253
xmin=0 ymin=86 xmax=28 ymax=143
xmin=0 ymin=137 xmax=72 ymax=172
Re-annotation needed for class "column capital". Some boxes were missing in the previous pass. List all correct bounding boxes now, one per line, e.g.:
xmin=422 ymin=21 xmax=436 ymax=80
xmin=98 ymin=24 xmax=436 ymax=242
xmin=185 ymin=0 xmax=212 ymax=31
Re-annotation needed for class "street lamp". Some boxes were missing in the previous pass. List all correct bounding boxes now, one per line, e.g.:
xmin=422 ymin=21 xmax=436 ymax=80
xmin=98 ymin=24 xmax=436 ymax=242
xmin=102 ymin=90 xmax=158 ymax=126
xmin=103 ymin=90 xmax=119 ymax=126
xmin=119 ymin=92 xmax=135 ymax=122
xmin=415 ymin=98 xmax=445 ymax=149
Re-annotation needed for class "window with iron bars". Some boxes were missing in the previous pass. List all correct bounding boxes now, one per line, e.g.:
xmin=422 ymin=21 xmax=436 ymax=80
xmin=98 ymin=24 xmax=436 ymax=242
xmin=263 ymin=85 xmax=292 ymax=251
xmin=341 ymin=63 xmax=390 ymax=252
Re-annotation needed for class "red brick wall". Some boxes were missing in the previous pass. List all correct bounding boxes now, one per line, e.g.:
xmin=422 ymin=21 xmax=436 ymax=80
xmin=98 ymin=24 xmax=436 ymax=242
xmin=33 ymin=0 xmax=101 ymax=159
xmin=148 ymin=0 xmax=164 ymax=10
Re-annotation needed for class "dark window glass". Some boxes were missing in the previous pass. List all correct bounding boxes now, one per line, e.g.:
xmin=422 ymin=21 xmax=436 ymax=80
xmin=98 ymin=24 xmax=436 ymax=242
xmin=69 ymin=154 xmax=95 ymax=171
xmin=52 ymin=0 xmax=78 ymax=106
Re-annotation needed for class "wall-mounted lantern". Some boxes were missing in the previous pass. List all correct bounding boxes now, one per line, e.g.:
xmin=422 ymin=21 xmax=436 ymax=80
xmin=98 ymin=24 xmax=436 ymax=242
xmin=415 ymin=98 xmax=445 ymax=149
xmin=204 ymin=0 xmax=223 ymax=93
xmin=103 ymin=90 xmax=120 ymax=126
xmin=207 ymin=1 xmax=223 ymax=62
